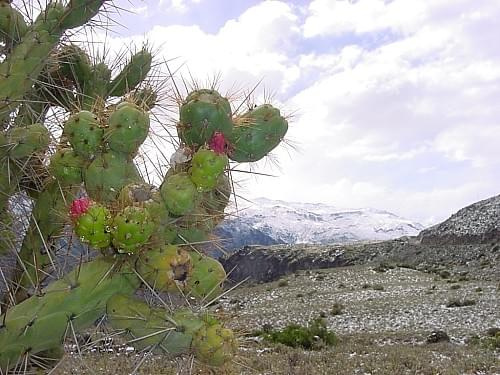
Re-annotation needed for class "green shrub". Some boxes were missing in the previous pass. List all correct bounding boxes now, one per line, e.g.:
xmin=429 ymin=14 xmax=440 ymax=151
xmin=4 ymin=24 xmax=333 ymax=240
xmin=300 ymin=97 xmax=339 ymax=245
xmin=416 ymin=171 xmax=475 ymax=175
xmin=256 ymin=317 xmax=337 ymax=350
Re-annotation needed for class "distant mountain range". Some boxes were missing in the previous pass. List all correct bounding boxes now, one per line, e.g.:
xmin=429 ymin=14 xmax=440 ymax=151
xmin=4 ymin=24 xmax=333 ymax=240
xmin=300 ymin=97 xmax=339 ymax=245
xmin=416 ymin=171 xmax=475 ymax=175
xmin=214 ymin=198 xmax=424 ymax=252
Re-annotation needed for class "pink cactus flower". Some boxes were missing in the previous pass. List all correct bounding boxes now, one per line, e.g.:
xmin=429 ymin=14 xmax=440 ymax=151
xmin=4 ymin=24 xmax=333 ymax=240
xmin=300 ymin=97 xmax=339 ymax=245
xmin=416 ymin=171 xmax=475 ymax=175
xmin=209 ymin=132 xmax=228 ymax=155
xmin=70 ymin=197 xmax=91 ymax=220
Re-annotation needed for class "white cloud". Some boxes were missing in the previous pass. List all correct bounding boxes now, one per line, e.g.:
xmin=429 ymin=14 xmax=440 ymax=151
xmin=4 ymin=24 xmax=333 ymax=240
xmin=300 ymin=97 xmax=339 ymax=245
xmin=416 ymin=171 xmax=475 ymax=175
xmin=73 ymin=0 xmax=500 ymax=224
xmin=303 ymin=0 xmax=427 ymax=37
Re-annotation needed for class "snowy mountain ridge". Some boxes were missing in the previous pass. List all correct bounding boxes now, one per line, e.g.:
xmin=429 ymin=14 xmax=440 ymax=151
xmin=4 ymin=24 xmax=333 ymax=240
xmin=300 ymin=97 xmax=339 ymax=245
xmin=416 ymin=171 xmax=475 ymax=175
xmin=214 ymin=197 xmax=425 ymax=251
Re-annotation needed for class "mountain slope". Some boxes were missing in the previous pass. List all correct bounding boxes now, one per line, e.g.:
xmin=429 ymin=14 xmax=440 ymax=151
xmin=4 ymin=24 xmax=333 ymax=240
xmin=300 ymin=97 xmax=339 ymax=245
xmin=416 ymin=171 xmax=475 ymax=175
xmin=214 ymin=198 xmax=424 ymax=251
xmin=418 ymin=194 xmax=500 ymax=245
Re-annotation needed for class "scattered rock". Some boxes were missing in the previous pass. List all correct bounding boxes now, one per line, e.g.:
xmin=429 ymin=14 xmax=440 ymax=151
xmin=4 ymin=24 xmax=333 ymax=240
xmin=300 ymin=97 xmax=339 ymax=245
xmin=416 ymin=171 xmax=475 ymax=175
xmin=426 ymin=330 xmax=450 ymax=344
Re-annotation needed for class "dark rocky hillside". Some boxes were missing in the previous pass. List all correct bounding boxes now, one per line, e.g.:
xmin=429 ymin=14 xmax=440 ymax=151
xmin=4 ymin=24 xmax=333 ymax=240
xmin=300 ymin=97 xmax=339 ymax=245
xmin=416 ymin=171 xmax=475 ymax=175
xmin=418 ymin=194 xmax=500 ymax=245
xmin=222 ymin=195 xmax=500 ymax=283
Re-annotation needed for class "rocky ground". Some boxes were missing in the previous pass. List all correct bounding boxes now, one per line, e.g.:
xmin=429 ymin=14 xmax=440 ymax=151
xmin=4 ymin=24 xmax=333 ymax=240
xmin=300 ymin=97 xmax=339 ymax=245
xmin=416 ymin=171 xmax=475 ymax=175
xmin=54 ymin=263 xmax=499 ymax=375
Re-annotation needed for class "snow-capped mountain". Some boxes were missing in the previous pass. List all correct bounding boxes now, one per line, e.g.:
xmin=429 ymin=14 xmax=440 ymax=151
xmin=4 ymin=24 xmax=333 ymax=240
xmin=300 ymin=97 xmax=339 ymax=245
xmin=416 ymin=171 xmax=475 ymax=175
xmin=214 ymin=198 xmax=425 ymax=251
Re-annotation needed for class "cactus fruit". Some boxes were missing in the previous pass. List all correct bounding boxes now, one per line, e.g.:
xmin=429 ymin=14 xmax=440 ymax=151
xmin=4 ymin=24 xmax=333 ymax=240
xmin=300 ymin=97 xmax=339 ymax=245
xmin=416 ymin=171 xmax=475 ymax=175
xmin=160 ymin=172 xmax=198 ymax=216
xmin=73 ymin=200 xmax=112 ymax=249
xmin=105 ymin=101 xmax=150 ymax=155
xmin=229 ymin=104 xmax=288 ymax=162
xmin=6 ymin=123 xmax=49 ymax=159
xmin=192 ymin=319 xmax=238 ymax=367
xmin=136 ymin=244 xmax=192 ymax=292
xmin=108 ymin=49 xmax=153 ymax=97
xmin=190 ymin=148 xmax=228 ymax=192
xmin=178 ymin=89 xmax=233 ymax=148
xmin=63 ymin=110 xmax=103 ymax=159
xmin=49 ymin=148 xmax=85 ymax=185
xmin=186 ymin=252 xmax=226 ymax=301
xmin=111 ymin=206 xmax=154 ymax=254
xmin=84 ymin=151 xmax=141 ymax=202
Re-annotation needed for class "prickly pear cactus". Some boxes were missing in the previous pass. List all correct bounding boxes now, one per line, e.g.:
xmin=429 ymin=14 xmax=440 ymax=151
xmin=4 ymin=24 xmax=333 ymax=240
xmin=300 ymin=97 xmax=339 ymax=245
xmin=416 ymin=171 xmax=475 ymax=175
xmin=0 ymin=2 xmax=290 ymax=373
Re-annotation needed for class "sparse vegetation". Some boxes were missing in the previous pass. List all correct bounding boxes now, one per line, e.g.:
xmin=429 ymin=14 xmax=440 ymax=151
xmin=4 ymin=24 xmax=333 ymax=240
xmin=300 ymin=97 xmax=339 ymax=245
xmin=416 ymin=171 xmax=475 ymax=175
xmin=254 ymin=317 xmax=337 ymax=350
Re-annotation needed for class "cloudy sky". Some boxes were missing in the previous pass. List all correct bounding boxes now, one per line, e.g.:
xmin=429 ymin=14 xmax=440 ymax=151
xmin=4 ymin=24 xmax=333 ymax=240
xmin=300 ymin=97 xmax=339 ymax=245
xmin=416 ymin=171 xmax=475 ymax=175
xmin=100 ymin=0 xmax=499 ymax=225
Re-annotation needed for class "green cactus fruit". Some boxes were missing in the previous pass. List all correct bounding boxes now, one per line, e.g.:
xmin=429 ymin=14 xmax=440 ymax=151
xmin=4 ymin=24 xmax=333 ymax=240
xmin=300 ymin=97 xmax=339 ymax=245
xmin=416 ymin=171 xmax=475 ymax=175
xmin=190 ymin=148 xmax=228 ymax=192
xmin=186 ymin=253 xmax=226 ymax=301
xmin=108 ymin=49 xmax=152 ymax=97
xmin=229 ymin=104 xmax=288 ymax=162
xmin=160 ymin=172 xmax=198 ymax=216
xmin=6 ymin=123 xmax=49 ymax=159
xmin=63 ymin=110 xmax=103 ymax=159
xmin=192 ymin=320 xmax=237 ymax=367
xmin=136 ymin=244 xmax=192 ymax=292
xmin=0 ymin=2 xmax=28 ymax=44
xmin=111 ymin=205 xmax=154 ymax=254
xmin=49 ymin=148 xmax=85 ymax=185
xmin=74 ymin=202 xmax=112 ymax=248
xmin=105 ymin=101 xmax=150 ymax=155
xmin=84 ymin=151 xmax=141 ymax=202
xmin=178 ymin=89 xmax=233 ymax=148
xmin=59 ymin=0 xmax=106 ymax=30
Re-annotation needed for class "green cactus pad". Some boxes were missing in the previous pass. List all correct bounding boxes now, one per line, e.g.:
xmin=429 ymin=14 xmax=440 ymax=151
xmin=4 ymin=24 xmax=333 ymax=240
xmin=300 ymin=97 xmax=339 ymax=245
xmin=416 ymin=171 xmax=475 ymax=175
xmin=105 ymin=102 xmax=150 ymax=155
xmin=229 ymin=104 xmax=288 ymax=162
xmin=6 ymin=123 xmax=49 ymax=159
xmin=60 ymin=0 xmax=106 ymax=30
xmin=82 ymin=61 xmax=112 ymax=109
xmin=178 ymin=89 xmax=233 ymax=148
xmin=84 ymin=151 xmax=141 ymax=202
xmin=57 ymin=44 xmax=93 ymax=87
xmin=0 ymin=259 xmax=139 ymax=372
xmin=74 ymin=203 xmax=112 ymax=248
xmin=160 ymin=172 xmax=198 ymax=216
xmin=190 ymin=148 xmax=228 ymax=192
xmin=63 ymin=110 xmax=103 ymax=159
xmin=0 ymin=2 xmax=28 ymax=44
xmin=108 ymin=49 xmax=152 ymax=97
xmin=107 ymin=294 xmax=194 ymax=354
xmin=192 ymin=320 xmax=237 ymax=367
xmin=49 ymin=148 xmax=85 ymax=185
xmin=136 ymin=244 xmax=192 ymax=292
xmin=111 ymin=205 xmax=154 ymax=254
xmin=186 ymin=253 xmax=226 ymax=301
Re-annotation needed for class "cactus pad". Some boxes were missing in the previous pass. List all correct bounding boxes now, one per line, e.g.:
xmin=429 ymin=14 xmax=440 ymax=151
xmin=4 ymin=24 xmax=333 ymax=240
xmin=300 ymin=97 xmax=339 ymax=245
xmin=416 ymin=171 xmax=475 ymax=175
xmin=160 ymin=172 xmax=198 ymax=216
xmin=178 ymin=89 xmax=233 ymax=148
xmin=84 ymin=151 xmax=141 ymax=202
xmin=229 ymin=104 xmax=288 ymax=162
xmin=49 ymin=148 xmax=85 ymax=185
xmin=63 ymin=110 xmax=103 ymax=159
xmin=105 ymin=102 xmax=150 ymax=155
xmin=6 ymin=123 xmax=49 ymax=159
xmin=186 ymin=252 xmax=226 ymax=300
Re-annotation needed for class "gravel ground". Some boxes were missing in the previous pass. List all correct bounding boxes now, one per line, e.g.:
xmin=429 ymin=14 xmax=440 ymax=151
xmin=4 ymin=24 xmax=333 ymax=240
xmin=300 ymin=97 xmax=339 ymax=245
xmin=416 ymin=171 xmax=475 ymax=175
xmin=220 ymin=265 xmax=500 ymax=342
